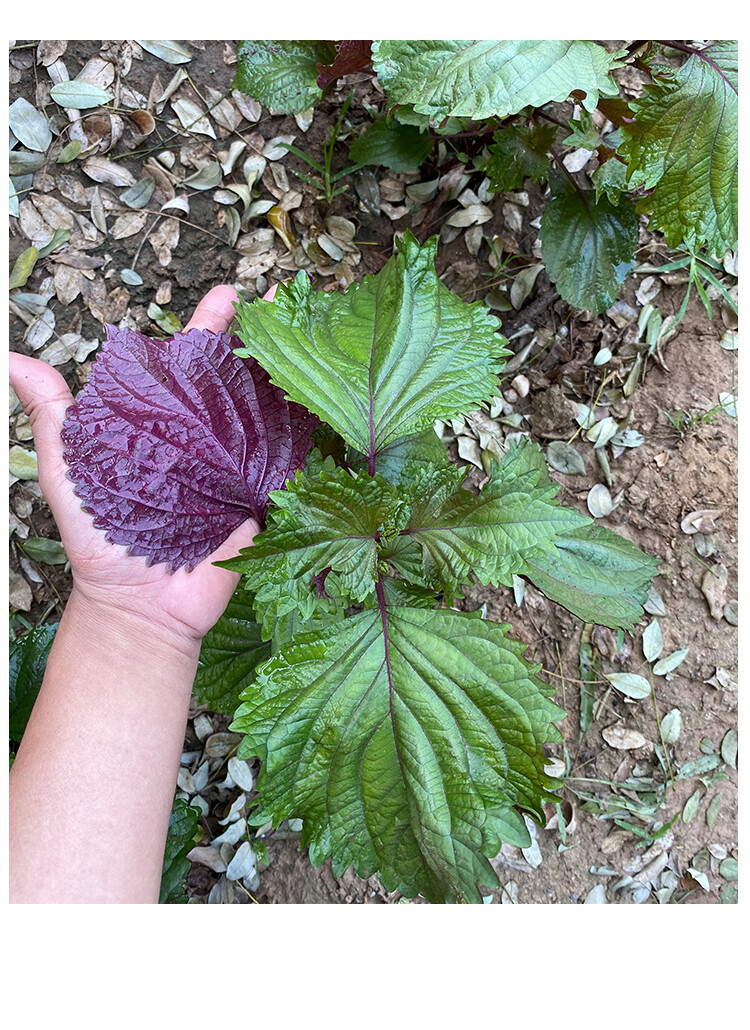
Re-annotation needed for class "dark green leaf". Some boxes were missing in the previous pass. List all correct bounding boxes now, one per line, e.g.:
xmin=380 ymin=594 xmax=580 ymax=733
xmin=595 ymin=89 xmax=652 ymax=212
xmin=233 ymin=232 xmax=508 ymax=458
xmin=521 ymin=523 xmax=659 ymax=631
xmin=540 ymin=169 xmax=639 ymax=312
xmin=159 ymin=798 xmax=202 ymax=904
xmin=194 ymin=591 xmax=271 ymax=715
xmin=233 ymin=40 xmax=336 ymax=114
xmin=349 ymin=117 xmax=434 ymax=171
xmin=393 ymin=105 xmax=466 ymax=136
xmin=485 ymin=123 xmax=556 ymax=192
xmin=20 ymin=537 xmax=67 ymax=565
xmin=231 ymin=606 xmax=562 ymax=903
xmin=266 ymin=591 xmax=346 ymax=650
xmin=37 ymin=229 xmax=70 ymax=259
xmin=620 ymin=42 xmax=738 ymax=252
xmin=221 ymin=463 xmax=407 ymax=609
xmin=9 ymin=624 xmax=58 ymax=740
xmin=9 ymin=150 xmax=47 ymax=175
xmin=405 ymin=440 xmax=589 ymax=596
xmin=372 ymin=40 xmax=620 ymax=120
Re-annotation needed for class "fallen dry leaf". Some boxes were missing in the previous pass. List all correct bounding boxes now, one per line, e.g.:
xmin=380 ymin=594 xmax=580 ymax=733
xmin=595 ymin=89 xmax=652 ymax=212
xmin=602 ymin=724 xmax=647 ymax=750
xmin=82 ymin=156 xmax=136 ymax=187
xmin=111 ymin=210 xmax=149 ymax=240
xmin=155 ymin=281 xmax=172 ymax=305
xmin=18 ymin=199 xmax=53 ymax=247
xmin=37 ymin=40 xmax=68 ymax=66
xmin=681 ymin=509 xmax=722 ymax=535
xmin=601 ymin=828 xmax=632 ymax=855
xmin=128 ymin=109 xmax=156 ymax=137
xmin=9 ymin=568 xmax=33 ymax=611
xmin=77 ymin=56 xmax=115 ymax=89
xmin=701 ymin=564 xmax=728 ymax=621
xmin=53 ymin=264 xmax=83 ymax=304
xmin=148 ymin=218 xmax=180 ymax=266
xmin=89 ymin=187 xmax=107 ymax=232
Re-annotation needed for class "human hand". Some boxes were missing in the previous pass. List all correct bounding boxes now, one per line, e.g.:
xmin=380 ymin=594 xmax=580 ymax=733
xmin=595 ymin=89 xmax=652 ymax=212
xmin=10 ymin=284 xmax=269 ymax=650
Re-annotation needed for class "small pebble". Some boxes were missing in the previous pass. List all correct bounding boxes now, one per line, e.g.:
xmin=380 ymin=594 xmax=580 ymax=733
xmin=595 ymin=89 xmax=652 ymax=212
xmin=511 ymin=374 xmax=530 ymax=398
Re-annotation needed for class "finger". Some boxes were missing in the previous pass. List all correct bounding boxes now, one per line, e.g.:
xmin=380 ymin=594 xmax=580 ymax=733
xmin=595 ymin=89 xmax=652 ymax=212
xmin=9 ymin=352 xmax=74 ymax=481
xmin=184 ymin=284 xmax=240 ymax=334
xmin=262 ymin=283 xmax=279 ymax=301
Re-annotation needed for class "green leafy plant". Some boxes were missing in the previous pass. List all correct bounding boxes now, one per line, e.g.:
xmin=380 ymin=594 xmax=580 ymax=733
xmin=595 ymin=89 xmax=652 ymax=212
xmin=232 ymin=40 xmax=338 ymax=114
xmin=619 ymin=41 xmax=738 ymax=254
xmin=9 ymin=622 xmax=58 ymax=745
xmin=279 ymin=90 xmax=368 ymax=202
xmin=160 ymin=798 xmax=202 ymax=903
xmin=234 ymin=39 xmax=738 ymax=315
xmin=188 ymin=233 xmax=658 ymax=902
xmin=664 ymin=401 xmax=732 ymax=440
xmin=59 ymin=233 xmax=657 ymax=902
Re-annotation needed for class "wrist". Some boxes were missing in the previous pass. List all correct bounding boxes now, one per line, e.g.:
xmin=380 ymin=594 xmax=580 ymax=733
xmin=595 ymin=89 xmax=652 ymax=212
xmin=65 ymin=587 xmax=203 ymax=666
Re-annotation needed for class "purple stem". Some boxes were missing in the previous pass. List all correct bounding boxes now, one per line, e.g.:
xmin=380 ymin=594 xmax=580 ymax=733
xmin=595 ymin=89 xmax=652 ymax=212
xmin=549 ymin=147 xmax=589 ymax=203
xmin=657 ymin=40 xmax=737 ymax=94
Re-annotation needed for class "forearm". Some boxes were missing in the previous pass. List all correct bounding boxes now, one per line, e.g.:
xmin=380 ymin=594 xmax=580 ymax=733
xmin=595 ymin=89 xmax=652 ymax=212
xmin=9 ymin=589 xmax=200 ymax=904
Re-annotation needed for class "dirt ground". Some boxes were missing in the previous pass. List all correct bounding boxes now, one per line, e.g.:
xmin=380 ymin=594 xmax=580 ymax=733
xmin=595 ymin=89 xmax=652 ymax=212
xmin=9 ymin=40 xmax=738 ymax=904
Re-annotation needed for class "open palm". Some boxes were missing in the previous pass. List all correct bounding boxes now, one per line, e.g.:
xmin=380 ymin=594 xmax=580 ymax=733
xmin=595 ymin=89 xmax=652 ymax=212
xmin=10 ymin=285 xmax=261 ymax=644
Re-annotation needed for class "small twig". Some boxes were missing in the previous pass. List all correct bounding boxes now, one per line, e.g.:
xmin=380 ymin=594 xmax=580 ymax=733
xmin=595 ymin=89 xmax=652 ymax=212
xmin=555 ymin=642 xmax=566 ymax=709
xmin=234 ymin=880 xmax=260 ymax=904
xmin=541 ymin=669 xmax=610 ymax=687
xmin=123 ymin=207 xmax=229 ymax=247
xmin=130 ymin=214 xmax=164 ymax=271
xmin=535 ymin=109 xmax=569 ymax=131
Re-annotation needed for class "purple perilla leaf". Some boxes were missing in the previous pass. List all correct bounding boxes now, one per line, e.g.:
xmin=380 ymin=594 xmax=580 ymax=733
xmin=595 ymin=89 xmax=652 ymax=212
xmin=61 ymin=325 xmax=317 ymax=571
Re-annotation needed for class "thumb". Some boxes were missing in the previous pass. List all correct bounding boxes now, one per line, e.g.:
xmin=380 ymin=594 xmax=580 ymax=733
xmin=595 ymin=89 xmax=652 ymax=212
xmin=9 ymin=352 xmax=75 ymax=506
